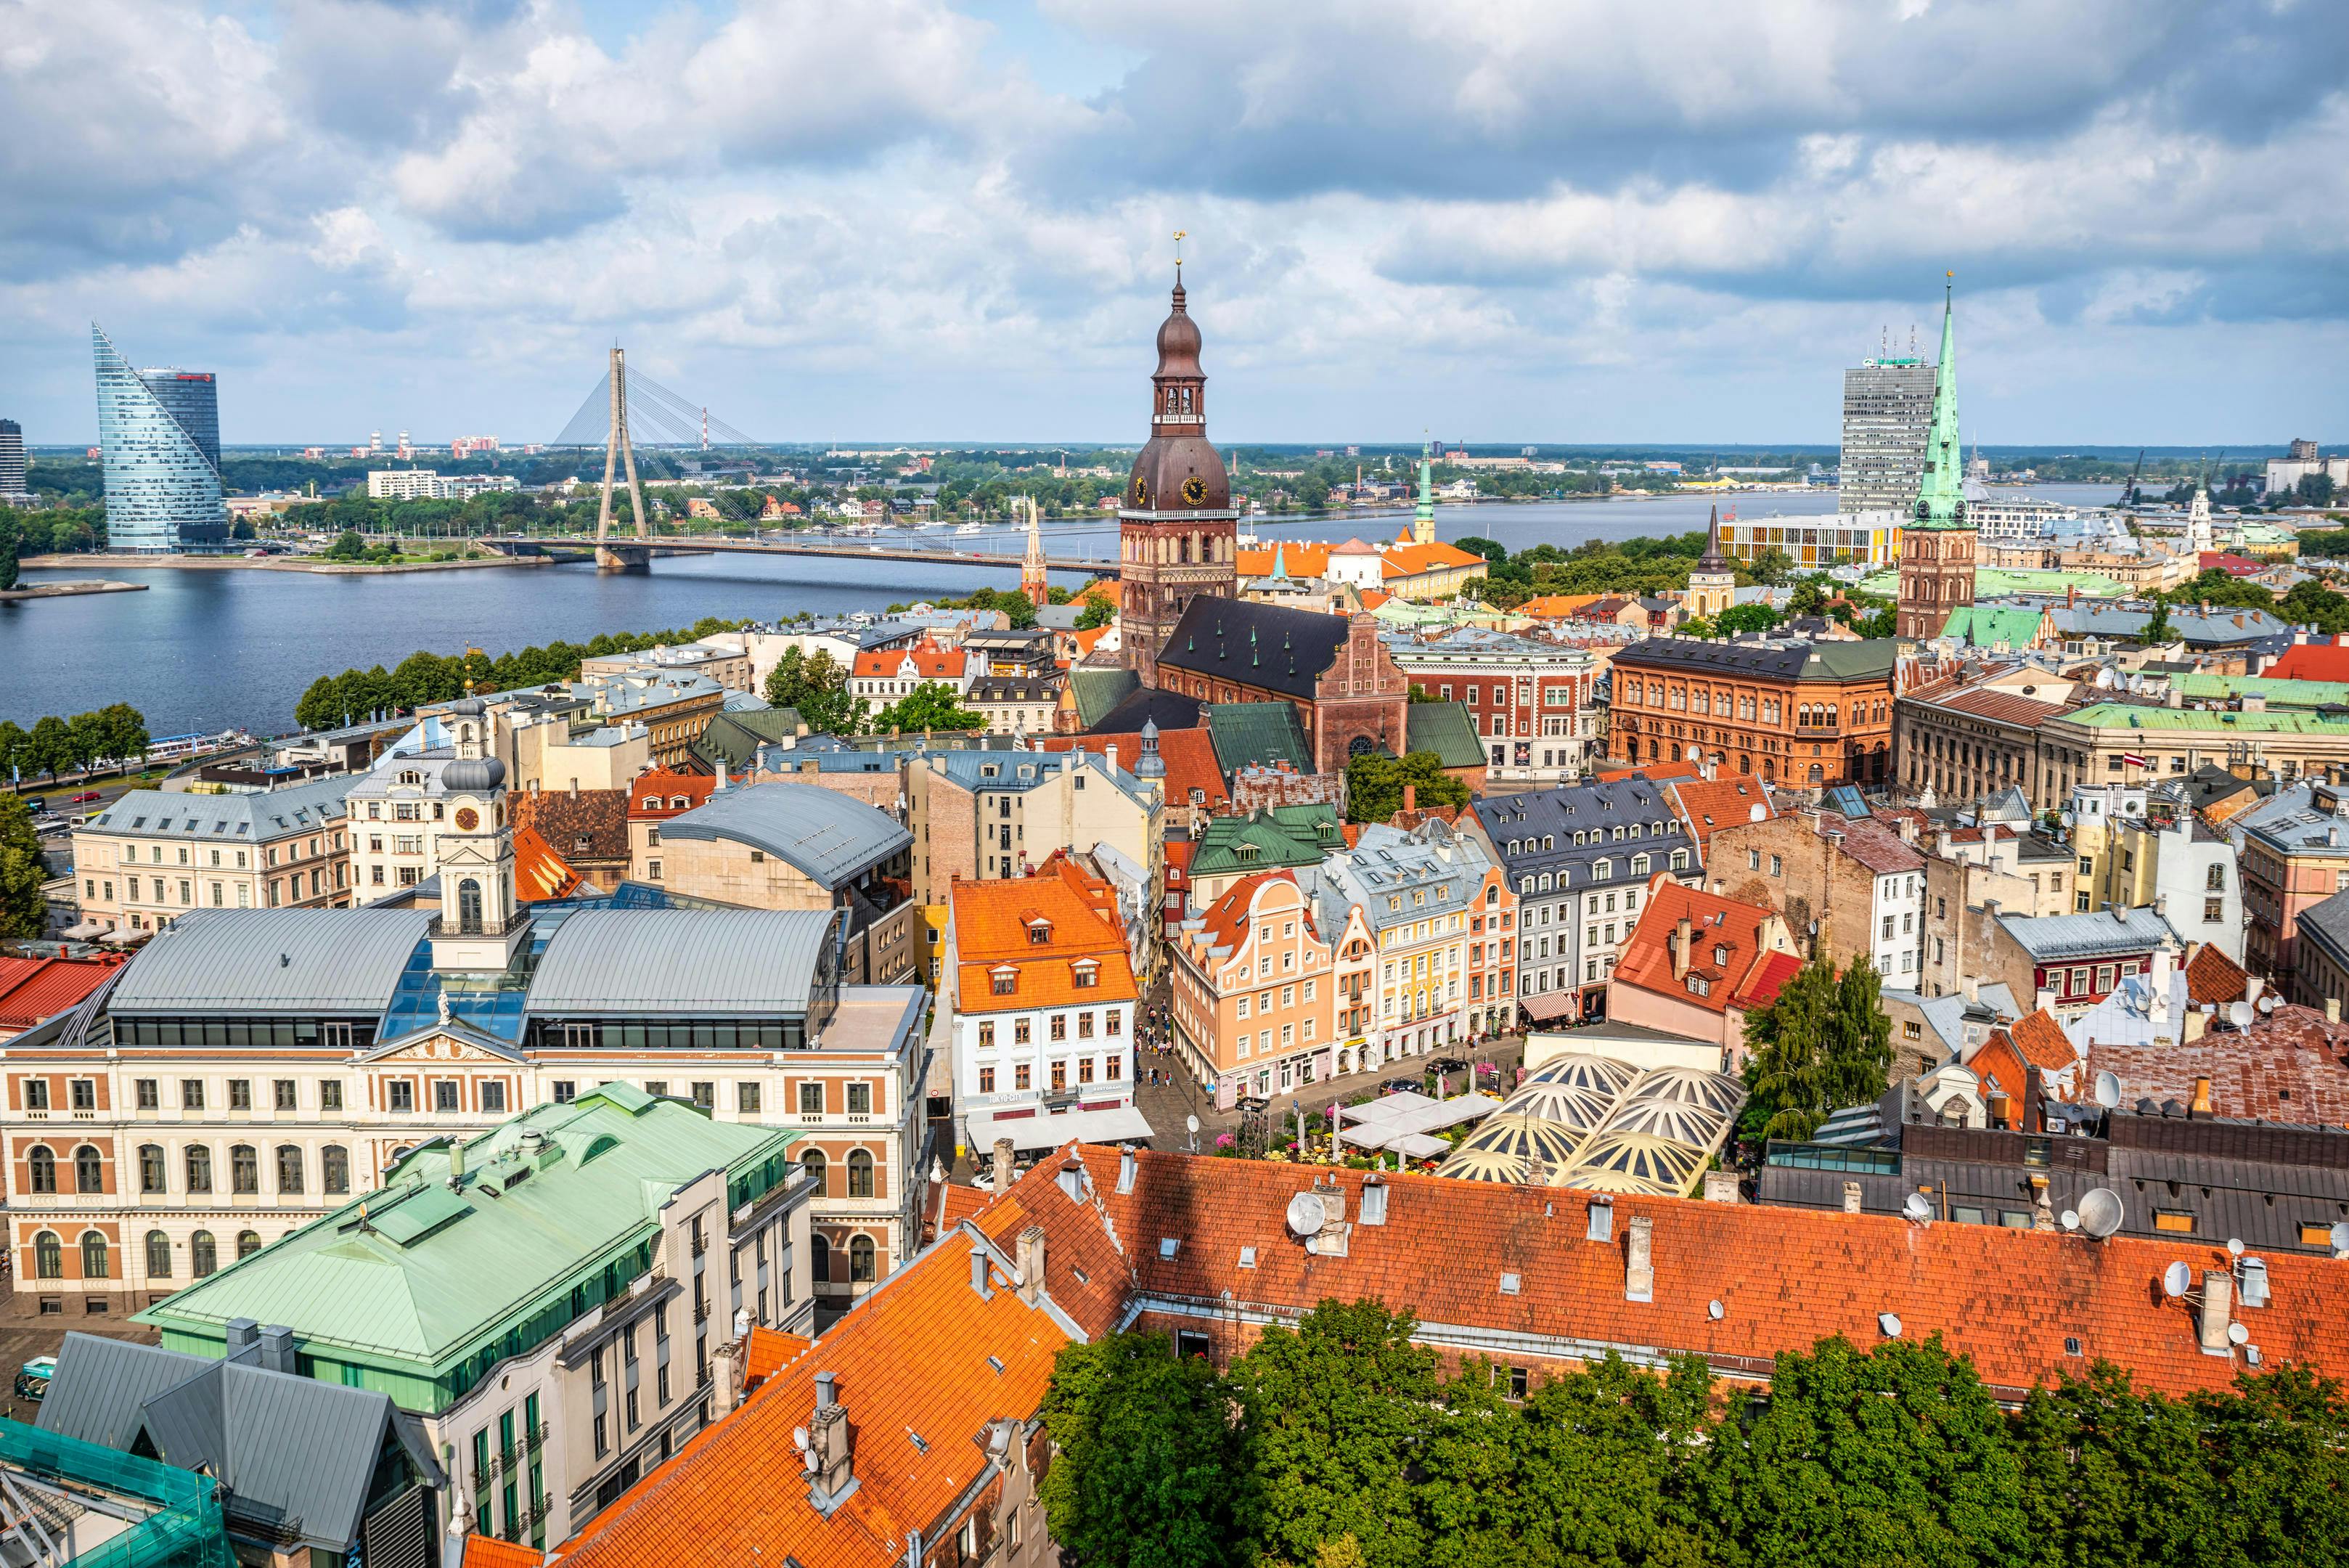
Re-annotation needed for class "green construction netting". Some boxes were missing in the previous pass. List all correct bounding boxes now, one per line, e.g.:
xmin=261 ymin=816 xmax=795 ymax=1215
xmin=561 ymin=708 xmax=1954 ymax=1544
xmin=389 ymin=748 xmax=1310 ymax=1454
xmin=0 ymin=1420 xmax=236 ymax=1568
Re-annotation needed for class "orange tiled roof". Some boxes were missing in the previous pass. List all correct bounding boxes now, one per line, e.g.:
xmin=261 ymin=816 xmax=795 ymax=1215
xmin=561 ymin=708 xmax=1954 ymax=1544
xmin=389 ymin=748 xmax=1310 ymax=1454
xmin=952 ymin=862 xmax=1137 ymax=1011
xmin=1188 ymin=871 xmax=1308 ymax=962
xmin=2008 ymin=1009 xmax=2078 ymax=1074
xmin=2266 ymin=640 xmax=2349 ymax=682
xmin=1037 ymin=728 xmax=1228 ymax=811
xmin=1519 ymin=594 xmax=1609 ymax=618
xmin=1593 ymin=760 xmax=1704 ymax=786
xmin=1383 ymin=539 xmax=1485 ymax=578
xmin=1665 ymin=775 xmax=1776 ymax=852
xmin=628 ymin=769 xmax=716 ymax=820
xmin=1358 ymin=589 xmax=1392 ymax=611
xmin=0 ymin=954 xmax=123 ymax=1033
xmin=1072 ymin=624 xmax=1112 ymax=657
xmin=1613 ymin=881 xmax=1795 ymax=1016
xmin=743 ymin=1325 xmax=812 ymax=1386
xmin=512 ymin=823 xmax=592 ymax=904
xmin=2185 ymin=943 xmax=2250 ymax=1007
xmin=853 ymin=639 xmax=966 ymax=682
xmin=461 ymin=1536 xmax=543 ymax=1568
xmin=1966 ymin=1030 xmax=2033 ymax=1101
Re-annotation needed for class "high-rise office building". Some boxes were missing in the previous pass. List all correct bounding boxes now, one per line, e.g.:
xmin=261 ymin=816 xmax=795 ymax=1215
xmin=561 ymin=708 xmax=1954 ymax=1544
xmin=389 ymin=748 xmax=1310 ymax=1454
xmin=91 ymin=324 xmax=229 ymax=553
xmin=0 ymin=418 xmax=30 ymax=506
xmin=1838 ymin=356 xmax=1937 ymax=516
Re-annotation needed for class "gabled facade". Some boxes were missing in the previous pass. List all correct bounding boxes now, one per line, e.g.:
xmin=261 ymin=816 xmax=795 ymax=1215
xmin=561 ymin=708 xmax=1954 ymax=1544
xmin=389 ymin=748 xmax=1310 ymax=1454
xmin=1172 ymin=873 xmax=1340 ymax=1108
xmin=1606 ymin=881 xmax=1800 ymax=1065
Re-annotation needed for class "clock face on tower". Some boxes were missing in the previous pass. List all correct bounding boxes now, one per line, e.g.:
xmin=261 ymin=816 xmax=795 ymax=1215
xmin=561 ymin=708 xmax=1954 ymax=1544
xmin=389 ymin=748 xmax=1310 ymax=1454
xmin=1132 ymin=477 xmax=1150 ymax=508
xmin=454 ymin=807 xmax=480 ymax=831
xmin=1182 ymin=475 xmax=1207 ymax=505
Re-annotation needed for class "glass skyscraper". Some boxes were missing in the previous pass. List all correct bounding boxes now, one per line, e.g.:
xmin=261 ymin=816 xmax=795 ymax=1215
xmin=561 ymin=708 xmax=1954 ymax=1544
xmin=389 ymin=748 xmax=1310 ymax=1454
xmin=1838 ymin=356 xmax=1937 ymax=517
xmin=92 ymin=324 xmax=229 ymax=553
xmin=0 ymin=418 xmax=29 ymax=507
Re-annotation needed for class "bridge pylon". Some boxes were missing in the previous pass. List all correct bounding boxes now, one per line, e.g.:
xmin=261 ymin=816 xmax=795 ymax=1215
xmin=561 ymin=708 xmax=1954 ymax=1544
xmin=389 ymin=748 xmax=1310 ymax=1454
xmin=595 ymin=346 xmax=650 ymax=572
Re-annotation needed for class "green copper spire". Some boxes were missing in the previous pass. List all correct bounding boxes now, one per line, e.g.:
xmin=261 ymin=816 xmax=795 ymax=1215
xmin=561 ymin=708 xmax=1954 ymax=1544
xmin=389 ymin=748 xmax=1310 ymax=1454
xmin=1414 ymin=438 xmax=1436 ymax=544
xmin=1914 ymin=277 xmax=1966 ymax=529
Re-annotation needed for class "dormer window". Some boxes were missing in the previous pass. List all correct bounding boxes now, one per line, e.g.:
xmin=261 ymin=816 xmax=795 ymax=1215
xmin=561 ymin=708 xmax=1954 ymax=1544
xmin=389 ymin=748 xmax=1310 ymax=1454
xmin=1027 ymin=918 xmax=1053 ymax=944
xmin=1686 ymin=974 xmax=1711 ymax=997
xmin=1072 ymin=960 xmax=1100 ymax=990
xmin=990 ymin=967 xmax=1018 ymax=996
xmin=1235 ymin=842 xmax=1260 ymax=862
xmin=1712 ymin=944 xmax=1728 ymax=965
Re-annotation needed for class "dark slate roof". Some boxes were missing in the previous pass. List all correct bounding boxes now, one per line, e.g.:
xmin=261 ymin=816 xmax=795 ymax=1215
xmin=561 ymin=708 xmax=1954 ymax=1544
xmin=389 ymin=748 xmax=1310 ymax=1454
xmin=38 ymin=1334 xmax=436 ymax=1554
xmin=1087 ymin=686 xmax=1203 ymax=735
xmin=1404 ymin=701 xmax=1485 ymax=769
xmin=1157 ymin=598 xmax=1353 ymax=701
xmin=1609 ymin=635 xmax=1898 ymax=683
xmin=694 ymin=708 xmax=806 ymax=771
xmin=1206 ymin=702 xmax=1315 ymax=776
xmin=1470 ymin=778 xmax=1696 ymax=897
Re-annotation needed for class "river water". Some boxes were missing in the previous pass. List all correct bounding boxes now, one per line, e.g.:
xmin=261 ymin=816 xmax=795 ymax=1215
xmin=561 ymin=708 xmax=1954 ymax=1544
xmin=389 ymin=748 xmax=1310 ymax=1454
xmin=2 ymin=484 xmax=2120 ymax=735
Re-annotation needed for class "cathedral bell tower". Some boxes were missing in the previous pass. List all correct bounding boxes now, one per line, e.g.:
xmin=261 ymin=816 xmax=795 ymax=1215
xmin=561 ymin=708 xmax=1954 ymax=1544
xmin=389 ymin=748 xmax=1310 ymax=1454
xmin=430 ymin=695 xmax=528 ymax=973
xmin=1896 ymin=277 xmax=1977 ymax=642
xmin=1119 ymin=254 xmax=1238 ymax=684
xmin=1685 ymin=505 xmax=1736 ymax=623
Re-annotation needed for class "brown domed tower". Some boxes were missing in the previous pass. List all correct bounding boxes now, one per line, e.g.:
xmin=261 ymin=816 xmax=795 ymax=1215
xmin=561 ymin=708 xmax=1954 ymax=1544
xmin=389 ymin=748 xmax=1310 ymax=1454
xmin=1119 ymin=265 xmax=1238 ymax=682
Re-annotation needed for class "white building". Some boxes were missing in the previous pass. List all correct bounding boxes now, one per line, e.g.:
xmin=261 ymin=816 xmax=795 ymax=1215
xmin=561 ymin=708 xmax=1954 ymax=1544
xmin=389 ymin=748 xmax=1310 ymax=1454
xmin=365 ymin=469 xmax=520 ymax=501
xmin=346 ymin=706 xmax=506 ymax=898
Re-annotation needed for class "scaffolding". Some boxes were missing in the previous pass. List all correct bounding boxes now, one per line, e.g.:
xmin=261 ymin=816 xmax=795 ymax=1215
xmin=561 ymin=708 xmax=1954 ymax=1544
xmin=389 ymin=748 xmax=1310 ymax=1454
xmin=0 ymin=1421 xmax=235 ymax=1568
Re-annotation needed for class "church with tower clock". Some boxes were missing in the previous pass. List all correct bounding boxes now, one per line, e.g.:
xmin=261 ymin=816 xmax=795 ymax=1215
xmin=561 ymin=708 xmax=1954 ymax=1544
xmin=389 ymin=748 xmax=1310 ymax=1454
xmin=1118 ymin=261 xmax=1240 ymax=684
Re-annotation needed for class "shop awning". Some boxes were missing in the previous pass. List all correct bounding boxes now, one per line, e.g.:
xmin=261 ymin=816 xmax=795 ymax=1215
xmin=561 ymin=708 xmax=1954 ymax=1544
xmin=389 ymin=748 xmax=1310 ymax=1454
xmin=1519 ymin=992 xmax=1576 ymax=1022
xmin=58 ymin=921 xmax=109 ymax=942
xmin=968 ymin=1103 xmax=1155 ymax=1153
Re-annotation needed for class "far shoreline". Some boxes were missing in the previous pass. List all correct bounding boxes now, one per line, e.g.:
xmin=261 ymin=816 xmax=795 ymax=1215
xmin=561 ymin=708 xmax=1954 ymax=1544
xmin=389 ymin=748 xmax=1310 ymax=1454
xmin=17 ymin=551 xmax=555 ymax=576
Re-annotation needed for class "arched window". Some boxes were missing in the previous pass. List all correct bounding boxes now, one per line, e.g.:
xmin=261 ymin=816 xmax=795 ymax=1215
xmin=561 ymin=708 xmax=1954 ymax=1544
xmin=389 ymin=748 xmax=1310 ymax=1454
xmin=145 ymin=1231 xmax=172 ymax=1279
xmin=33 ymin=1231 xmax=62 ymax=1279
xmin=276 ymin=1146 xmax=303 ymax=1194
xmin=27 ymin=1146 xmax=55 ymax=1195
xmin=139 ymin=1146 xmax=166 ymax=1195
xmin=457 ymin=878 xmax=483 ymax=934
xmin=191 ymin=1232 xmax=218 ymax=1278
xmin=186 ymin=1147 xmax=213 ymax=1193
xmin=322 ymin=1146 xmax=350 ymax=1195
xmin=73 ymin=1145 xmax=103 ymax=1193
xmin=846 ymin=1150 xmax=874 ymax=1199
xmin=809 ymin=1232 xmax=830 ymax=1283
xmin=230 ymin=1146 xmax=258 ymax=1195
xmin=236 ymin=1230 xmax=261 ymax=1260
xmin=849 ymin=1234 xmax=876 ymax=1283
xmin=81 ymin=1233 xmax=109 ymax=1280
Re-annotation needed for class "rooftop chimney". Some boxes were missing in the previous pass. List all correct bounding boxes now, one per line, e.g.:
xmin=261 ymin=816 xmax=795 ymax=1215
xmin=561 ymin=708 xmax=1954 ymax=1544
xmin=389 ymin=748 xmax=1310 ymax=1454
xmin=1625 ymin=1215 xmax=1654 ymax=1302
xmin=1402 ymin=783 xmax=1416 ymax=816
xmin=805 ymin=1372 xmax=857 ymax=1507
xmin=1672 ymin=916 xmax=1694 ymax=981
xmin=1961 ymin=975 xmax=1978 ymax=1004
xmin=1842 ymin=1180 xmax=1863 ymax=1214
xmin=1015 ymin=1225 xmax=1046 ymax=1307
xmin=224 ymin=1318 xmax=259 ymax=1363
xmin=2191 ymin=1075 xmax=2212 ymax=1116
xmin=992 ymin=1138 xmax=1015 ymax=1194
xmin=969 ymin=1246 xmax=992 ymax=1299
xmin=258 ymin=1324 xmax=295 ymax=1375
xmin=2197 ymin=1270 xmax=2235 ymax=1357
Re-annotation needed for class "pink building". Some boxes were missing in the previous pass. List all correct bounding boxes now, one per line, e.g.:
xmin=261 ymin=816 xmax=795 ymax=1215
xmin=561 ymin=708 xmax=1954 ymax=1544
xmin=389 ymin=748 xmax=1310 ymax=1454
xmin=1172 ymin=873 xmax=1340 ymax=1108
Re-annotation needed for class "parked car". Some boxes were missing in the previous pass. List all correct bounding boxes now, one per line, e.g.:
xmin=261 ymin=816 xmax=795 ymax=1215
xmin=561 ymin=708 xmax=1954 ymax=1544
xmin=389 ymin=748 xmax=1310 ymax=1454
xmin=13 ymin=1357 xmax=54 ymax=1402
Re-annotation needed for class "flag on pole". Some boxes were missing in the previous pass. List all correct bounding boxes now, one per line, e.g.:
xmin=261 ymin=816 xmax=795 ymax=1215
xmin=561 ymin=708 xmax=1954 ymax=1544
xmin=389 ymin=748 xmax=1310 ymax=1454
xmin=2120 ymin=753 xmax=2149 ymax=768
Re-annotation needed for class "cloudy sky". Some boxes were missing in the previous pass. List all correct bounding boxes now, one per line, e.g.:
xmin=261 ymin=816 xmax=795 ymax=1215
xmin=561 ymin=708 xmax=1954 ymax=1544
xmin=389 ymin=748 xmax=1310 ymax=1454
xmin=3 ymin=0 xmax=2344 ymax=446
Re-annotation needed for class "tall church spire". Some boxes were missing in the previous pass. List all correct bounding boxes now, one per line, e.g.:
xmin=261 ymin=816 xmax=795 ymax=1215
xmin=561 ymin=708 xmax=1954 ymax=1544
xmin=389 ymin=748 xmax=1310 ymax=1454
xmin=1914 ymin=276 xmax=1966 ymax=528
xmin=1413 ymin=438 xmax=1436 ymax=545
xmin=1021 ymin=495 xmax=1048 ymax=608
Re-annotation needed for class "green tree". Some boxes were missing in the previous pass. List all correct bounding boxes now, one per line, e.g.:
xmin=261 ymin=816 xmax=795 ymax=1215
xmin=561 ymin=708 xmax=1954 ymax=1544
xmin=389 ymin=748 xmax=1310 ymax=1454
xmin=2278 ymin=578 xmax=2349 ymax=634
xmin=1852 ymin=605 xmax=1899 ymax=639
xmin=0 ymin=793 xmax=46 ymax=937
xmin=1230 ymin=1301 xmax=1442 ymax=1568
xmin=2144 ymin=598 xmax=2172 ymax=643
xmin=2191 ymin=1366 xmax=2349 ymax=1564
xmin=2014 ymin=1365 xmax=2228 ymax=1568
xmin=2297 ymin=472 xmax=2337 ymax=507
xmin=1343 ymin=751 xmax=1469 ymax=824
xmin=0 ymin=513 xmax=18 ymax=592
xmin=0 ymin=721 xmax=25 ymax=781
xmin=97 ymin=704 xmax=150 ymax=769
xmin=1678 ymin=615 xmax=1716 ymax=639
xmin=1037 ymin=1331 xmax=1238 ymax=1568
xmin=1702 ymin=1336 xmax=2030 ymax=1568
xmin=1075 ymin=596 xmax=1116 ymax=630
xmin=1786 ymin=578 xmax=1831 ymax=618
xmin=1453 ymin=535 xmax=1510 ymax=564
xmin=872 ymin=682 xmax=982 ymax=734
xmin=25 ymin=715 xmax=73 ymax=780
xmin=1741 ymin=951 xmax=1842 ymax=1141
xmin=1716 ymin=603 xmax=1782 ymax=635
xmin=323 ymin=529 xmax=369 ymax=562
xmin=1748 ymin=545 xmax=1798 ymax=585
xmin=2159 ymin=569 xmax=2276 ymax=614
xmin=763 ymin=647 xmax=863 ymax=734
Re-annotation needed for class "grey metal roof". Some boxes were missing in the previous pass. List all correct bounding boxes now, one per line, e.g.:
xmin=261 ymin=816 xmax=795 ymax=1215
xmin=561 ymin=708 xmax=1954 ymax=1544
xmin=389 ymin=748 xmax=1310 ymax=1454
xmin=38 ymin=1333 xmax=433 ymax=1553
xmin=1995 ymin=906 xmax=2182 ymax=960
xmin=1472 ymin=778 xmax=1693 ymax=896
xmin=528 ymin=907 xmax=837 ymax=1016
xmin=86 ymin=775 xmax=351 ymax=841
xmin=108 ymin=909 xmax=433 ymax=1016
xmin=656 ymin=781 xmax=910 ymax=889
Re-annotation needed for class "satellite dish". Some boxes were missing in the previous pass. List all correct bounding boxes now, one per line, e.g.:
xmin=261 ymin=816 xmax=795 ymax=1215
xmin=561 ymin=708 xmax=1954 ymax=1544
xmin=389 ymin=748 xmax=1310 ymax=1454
xmin=2333 ymin=1220 xmax=2349 ymax=1257
xmin=1708 ymin=1299 xmax=1725 ymax=1320
xmin=2227 ymin=1236 xmax=2245 ymax=1258
xmin=2059 ymin=1210 xmax=2080 ymax=1231
xmin=2059 ymin=810 xmax=2076 ymax=828
xmin=792 ymin=1426 xmax=809 ymax=1450
xmin=2258 ymin=993 xmax=2278 ymax=1013
xmin=1879 ymin=1312 xmax=1903 ymax=1338
xmin=2229 ymin=1000 xmax=2253 ymax=1029
xmin=2228 ymin=1322 xmax=2250 ymax=1346
xmin=2077 ymin=1188 xmax=2125 ymax=1238
xmin=1185 ymin=1114 xmax=1200 ymax=1135
xmin=1285 ymin=1191 xmax=1327 ymax=1238
xmin=2093 ymin=1071 xmax=2122 ymax=1109
xmin=1903 ymin=1192 xmax=1933 ymax=1222
xmin=2162 ymin=1260 xmax=2193 ymax=1297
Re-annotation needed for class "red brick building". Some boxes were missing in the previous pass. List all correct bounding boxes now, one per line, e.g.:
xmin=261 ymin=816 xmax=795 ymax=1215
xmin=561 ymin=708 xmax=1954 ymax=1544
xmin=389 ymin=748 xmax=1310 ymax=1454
xmin=1154 ymin=598 xmax=1410 ymax=777
xmin=1608 ymin=636 xmax=1900 ymax=788
xmin=1119 ymin=268 xmax=1239 ymax=685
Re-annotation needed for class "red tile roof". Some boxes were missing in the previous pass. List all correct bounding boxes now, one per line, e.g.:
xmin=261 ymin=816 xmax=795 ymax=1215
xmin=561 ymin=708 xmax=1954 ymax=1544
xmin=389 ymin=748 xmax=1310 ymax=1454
xmin=627 ymin=769 xmax=716 ymax=820
xmin=461 ymin=1537 xmax=543 ymax=1568
xmin=1037 ymin=728 xmax=1229 ymax=812
xmin=1926 ymin=687 xmax=2070 ymax=727
xmin=951 ymin=862 xmax=1137 ymax=1011
xmin=2265 ymin=640 xmax=2349 ymax=682
xmin=512 ymin=788 xmax=631 ymax=865
xmin=2198 ymin=551 xmax=2265 ymax=576
xmin=1612 ymin=881 xmax=1797 ymax=1017
xmin=852 ymin=639 xmax=968 ymax=682
xmin=512 ymin=824 xmax=592 ymax=904
xmin=2082 ymin=1005 xmax=2349 ymax=1124
xmin=0 ymin=955 xmax=124 ymax=1035
xmin=1593 ymin=760 xmax=1704 ymax=786
xmin=2008 ymin=1009 xmax=2078 ymax=1073
xmin=1664 ymin=776 xmax=1775 ymax=853
xmin=2185 ymin=942 xmax=2250 ymax=1007
xmin=743 ymin=1326 xmax=812 ymax=1387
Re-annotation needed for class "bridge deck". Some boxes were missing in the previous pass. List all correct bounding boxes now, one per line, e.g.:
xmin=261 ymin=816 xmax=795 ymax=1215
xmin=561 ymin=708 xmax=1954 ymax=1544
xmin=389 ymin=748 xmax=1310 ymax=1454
xmin=485 ymin=535 xmax=1110 ymax=571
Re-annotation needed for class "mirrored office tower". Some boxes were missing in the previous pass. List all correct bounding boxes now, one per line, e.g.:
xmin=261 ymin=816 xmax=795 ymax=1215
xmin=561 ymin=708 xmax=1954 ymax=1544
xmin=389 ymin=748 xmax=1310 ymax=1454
xmin=91 ymin=323 xmax=229 ymax=552
xmin=0 ymin=418 xmax=28 ymax=506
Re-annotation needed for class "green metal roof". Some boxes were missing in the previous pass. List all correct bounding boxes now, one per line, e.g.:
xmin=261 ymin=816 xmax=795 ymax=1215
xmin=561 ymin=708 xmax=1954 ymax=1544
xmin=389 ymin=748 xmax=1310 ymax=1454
xmin=1404 ymin=700 xmax=1488 ymax=768
xmin=1190 ymin=804 xmax=1346 ymax=878
xmin=2058 ymin=703 xmax=2349 ymax=735
xmin=134 ymin=1089 xmax=799 ymax=1376
xmin=1069 ymin=666 xmax=1140 ymax=729
xmin=1938 ymin=605 xmax=2046 ymax=649
xmin=2173 ymin=673 xmax=2349 ymax=709
xmin=1205 ymin=701 xmax=1314 ymax=776
xmin=693 ymin=707 xmax=806 ymax=768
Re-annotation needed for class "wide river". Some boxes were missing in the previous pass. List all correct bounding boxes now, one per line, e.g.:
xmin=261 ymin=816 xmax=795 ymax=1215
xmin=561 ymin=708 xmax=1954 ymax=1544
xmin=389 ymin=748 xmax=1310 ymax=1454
xmin=3 ymin=484 xmax=2120 ymax=735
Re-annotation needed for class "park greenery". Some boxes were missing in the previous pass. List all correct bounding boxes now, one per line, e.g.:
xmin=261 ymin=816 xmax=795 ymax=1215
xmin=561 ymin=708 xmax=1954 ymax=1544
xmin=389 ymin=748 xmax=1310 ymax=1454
xmin=0 ymin=705 xmax=151 ymax=783
xmin=870 ymin=682 xmax=986 ymax=734
xmin=1041 ymin=1300 xmax=2349 ymax=1568
xmin=760 ymin=648 xmax=862 ymax=735
xmin=290 ymin=618 xmax=746 ymax=732
xmin=1343 ymin=751 xmax=1467 ymax=824
xmin=1740 ymin=952 xmax=1895 ymax=1143
xmin=0 ymin=795 xmax=51 ymax=939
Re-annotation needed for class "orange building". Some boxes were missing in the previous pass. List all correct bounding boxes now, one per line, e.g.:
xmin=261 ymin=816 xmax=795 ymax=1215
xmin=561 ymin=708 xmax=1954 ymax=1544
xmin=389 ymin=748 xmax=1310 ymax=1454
xmin=1605 ymin=878 xmax=1800 ymax=1066
xmin=1172 ymin=872 xmax=1341 ymax=1108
